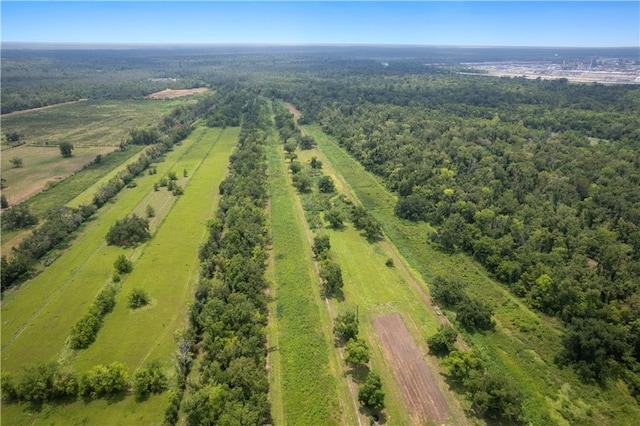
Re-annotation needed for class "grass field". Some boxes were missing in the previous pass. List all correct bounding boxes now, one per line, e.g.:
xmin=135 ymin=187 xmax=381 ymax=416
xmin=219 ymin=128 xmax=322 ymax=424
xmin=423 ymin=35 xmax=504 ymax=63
xmin=305 ymin=125 xmax=640 ymax=425
xmin=1 ymin=127 xmax=237 ymax=425
xmin=0 ymin=146 xmax=145 ymax=257
xmin=293 ymin=145 xmax=467 ymax=425
xmin=1 ymin=98 xmax=187 ymax=214
xmin=266 ymin=119 xmax=345 ymax=425
xmin=0 ymin=99 xmax=185 ymax=148
xmin=0 ymin=145 xmax=118 ymax=206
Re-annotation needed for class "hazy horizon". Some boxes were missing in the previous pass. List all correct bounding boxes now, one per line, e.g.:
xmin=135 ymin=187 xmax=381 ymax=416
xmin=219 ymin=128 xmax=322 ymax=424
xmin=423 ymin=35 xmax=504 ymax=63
xmin=2 ymin=2 xmax=639 ymax=48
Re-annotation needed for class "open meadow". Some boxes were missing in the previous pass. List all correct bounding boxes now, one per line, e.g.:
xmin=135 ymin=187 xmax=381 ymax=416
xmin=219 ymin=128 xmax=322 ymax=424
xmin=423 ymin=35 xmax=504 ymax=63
xmin=1 ymin=99 xmax=186 ymax=148
xmin=1 ymin=99 xmax=191 ymax=206
xmin=266 ymin=118 xmax=345 ymax=425
xmin=1 ymin=126 xmax=238 ymax=425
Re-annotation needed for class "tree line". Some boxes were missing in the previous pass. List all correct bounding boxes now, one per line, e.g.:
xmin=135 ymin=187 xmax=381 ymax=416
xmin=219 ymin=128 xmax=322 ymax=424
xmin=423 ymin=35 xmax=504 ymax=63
xmin=174 ymin=97 xmax=271 ymax=425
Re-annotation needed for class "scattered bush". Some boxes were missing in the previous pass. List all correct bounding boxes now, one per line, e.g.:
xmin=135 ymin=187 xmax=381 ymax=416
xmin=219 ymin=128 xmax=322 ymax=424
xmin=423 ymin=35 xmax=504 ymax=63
xmin=320 ymin=260 xmax=344 ymax=297
xmin=318 ymin=175 xmax=336 ymax=193
xmin=358 ymin=372 xmax=385 ymax=412
xmin=69 ymin=285 xmax=117 ymax=349
xmin=114 ymin=254 xmax=133 ymax=274
xmin=146 ymin=204 xmax=155 ymax=218
xmin=345 ymin=339 xmax=370 ymax=366
xmin=312 ymin=234 xmax=331 ymax=259
xmin=128 ymin=288 xmax=150 ymax=309
xmin=427 ymin=324 xmax=458 ymax=355
xmin=1 ymin=204 xmax=38 ymax=230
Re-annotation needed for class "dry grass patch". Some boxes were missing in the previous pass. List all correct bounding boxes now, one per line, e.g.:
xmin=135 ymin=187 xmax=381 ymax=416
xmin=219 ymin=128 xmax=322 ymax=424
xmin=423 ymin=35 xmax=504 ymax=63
xmin=146 ymin=88 xmax=208 ymax=99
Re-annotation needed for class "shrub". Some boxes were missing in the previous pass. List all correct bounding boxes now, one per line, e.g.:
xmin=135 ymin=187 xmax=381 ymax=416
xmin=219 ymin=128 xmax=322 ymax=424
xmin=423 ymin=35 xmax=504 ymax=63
xmin=318 ymin=175 xmax=336 ymax=193
xmin=320 ymin=260 xmax=344 ymax=297
xmin=133 ymin=360 xmax=167 ymax=400
xmin=345 ymin=339 xmax=370 ymax=366
xmin=78 ymin=362 xmax=129 ymax=398
xmin=129 ymin=288 xmax=150 ymax=309
xmin=358 ymin=372 xmax=385 ymax=412
xmin=114 ymin=254 xmax=133 ymax=274
xmin=334 ymin=310 xmax=359 ymax=342
xmin=105 ymin=214 xmax=151 ymax=247
xmin=427 ymin=324 xmax=458 ymax=355
xmin=1 ymin=204 xmax=38 ymax=230
xmin=312 ymin=234 xmax=331 ymax=259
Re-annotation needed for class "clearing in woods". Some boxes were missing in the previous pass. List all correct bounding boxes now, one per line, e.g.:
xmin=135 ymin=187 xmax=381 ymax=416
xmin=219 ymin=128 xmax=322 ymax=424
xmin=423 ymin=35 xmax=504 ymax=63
xmin=373 ymin=314 xmax=450 ymax=425
xmin=146 ymin=88 xmax=209 ymax=99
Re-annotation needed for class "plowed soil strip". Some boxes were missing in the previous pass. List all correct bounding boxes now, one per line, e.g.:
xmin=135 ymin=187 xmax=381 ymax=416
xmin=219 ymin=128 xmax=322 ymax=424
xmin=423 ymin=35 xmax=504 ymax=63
xmin=373 ymin=313 xmax=449 ymax=424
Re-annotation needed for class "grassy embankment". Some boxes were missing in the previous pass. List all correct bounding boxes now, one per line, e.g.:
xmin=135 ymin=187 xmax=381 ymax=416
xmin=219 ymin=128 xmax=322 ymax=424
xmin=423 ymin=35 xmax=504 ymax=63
xmin=305 ymin=125 xmax=640 ymax=425
xmin=1 ymin=127 xmax=237 ymax=425
xmin=266 ymin=115 xmax=345 ymax=425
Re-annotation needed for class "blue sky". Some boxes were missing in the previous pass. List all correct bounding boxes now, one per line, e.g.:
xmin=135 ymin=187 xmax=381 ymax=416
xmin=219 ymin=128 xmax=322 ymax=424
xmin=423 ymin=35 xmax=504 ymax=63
xmin=2 ymin=2 xmax=639 ymax=47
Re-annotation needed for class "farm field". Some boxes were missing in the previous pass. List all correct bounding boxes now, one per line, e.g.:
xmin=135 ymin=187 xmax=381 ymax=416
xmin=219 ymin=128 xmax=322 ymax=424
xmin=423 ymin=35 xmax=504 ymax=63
xmin=1 ymin=126 xmax=237 ymax=425
xmin=265 ymin=117 xmax=345 ymax=425
xmin=1 ymin=145 xmax=119 ymax=206
xmin=0 ymin=99 xmax=185 ymax=148
xmin=293 ymin=141 xmax=467 ymax=425
xmin=304 ymin=124 xmax=640 ymax=425
xmin=0 ymin=146 xmax=145 ymax=256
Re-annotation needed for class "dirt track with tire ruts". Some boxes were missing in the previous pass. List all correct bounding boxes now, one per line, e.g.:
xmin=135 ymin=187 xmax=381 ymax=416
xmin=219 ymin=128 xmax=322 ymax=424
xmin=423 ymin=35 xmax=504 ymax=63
xmin=373 ymin=313 xmax=450 ymax=425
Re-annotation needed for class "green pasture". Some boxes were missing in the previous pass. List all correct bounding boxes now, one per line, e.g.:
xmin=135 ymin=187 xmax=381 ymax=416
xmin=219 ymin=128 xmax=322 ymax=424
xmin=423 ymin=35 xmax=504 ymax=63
xmin=0 ymin=99 xmax=184 ymax=148
xmin=293 ymin=145 xmax=466 ymax=424
xmin=266 ymin=124 xmax=344 ymax=425
xmin=1 ymin=127 xmax=236 ymax=425
xmin=305 ymin=125 xmax=640 ymax=425
xmin=1 ymin=146 xmax=145 ymax=257
xmin=73 ymin=127 xmax=236 ymax=373
xmin=1 ymin=127 xmax=209 ymax=371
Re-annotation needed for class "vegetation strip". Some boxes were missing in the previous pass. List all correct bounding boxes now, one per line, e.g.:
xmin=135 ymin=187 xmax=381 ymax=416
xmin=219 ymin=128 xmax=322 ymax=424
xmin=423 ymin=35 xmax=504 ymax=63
xmin=266 ymin=105 xmax=343 ymax=424
xmin=179 ymin=99 xmax=271 ymax=425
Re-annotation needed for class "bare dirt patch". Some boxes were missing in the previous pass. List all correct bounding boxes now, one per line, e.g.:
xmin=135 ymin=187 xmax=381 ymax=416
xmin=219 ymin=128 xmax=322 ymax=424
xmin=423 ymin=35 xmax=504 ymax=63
xmin=285 ymin=103 xmax=302 ymax=119
xmin=373 ymin=313 xmax=450 ymax=425
xmin=1 ymin=100 xmax=88 ymax=117
xmin=1 ymin=145 xmax=116 ymax=205
xmin=147 ymin=88 xmax=208 ymax=99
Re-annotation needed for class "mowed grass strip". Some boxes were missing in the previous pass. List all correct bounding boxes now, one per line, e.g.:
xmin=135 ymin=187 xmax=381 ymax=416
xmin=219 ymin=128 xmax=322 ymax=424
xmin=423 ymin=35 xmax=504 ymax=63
xmin=326 ymin=225 xmax=466 ymax=425
xmin=306 ymin=125 xmax=640 ymax=424
xmin=0 ymin=129 xmax=210 ymax=373
xmin=266 ymin=126 xmax=342 ymax=425
xmin=72 ymin=127 xmax=238 ymax=373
